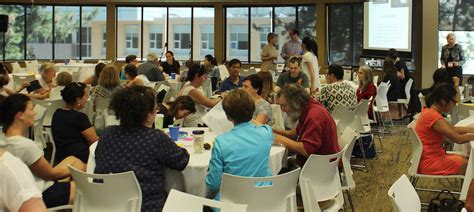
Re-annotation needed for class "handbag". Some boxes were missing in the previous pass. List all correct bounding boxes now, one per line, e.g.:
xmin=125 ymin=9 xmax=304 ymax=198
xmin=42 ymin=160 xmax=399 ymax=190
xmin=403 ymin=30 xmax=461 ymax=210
xmin=428 ymin=190 xmax=464 ymax=212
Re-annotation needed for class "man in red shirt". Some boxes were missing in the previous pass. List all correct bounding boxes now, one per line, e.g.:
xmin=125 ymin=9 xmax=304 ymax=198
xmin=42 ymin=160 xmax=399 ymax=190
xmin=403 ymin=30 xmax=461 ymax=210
xmin=274 ymin=84 xmax=340 ymax=167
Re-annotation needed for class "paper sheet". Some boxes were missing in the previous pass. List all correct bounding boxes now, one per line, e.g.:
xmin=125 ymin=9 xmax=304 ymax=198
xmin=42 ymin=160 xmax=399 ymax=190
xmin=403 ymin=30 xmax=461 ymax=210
xmin=202 ymin=101 xmax=234 ymax=135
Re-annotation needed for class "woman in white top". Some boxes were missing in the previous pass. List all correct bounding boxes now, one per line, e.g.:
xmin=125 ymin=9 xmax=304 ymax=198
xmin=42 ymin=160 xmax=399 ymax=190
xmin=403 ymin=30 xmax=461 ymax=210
xmin=0 ymin=94 xmax=86 ymax=208
xmin=0 ymin=148 xmax=47 ymax=212
xmin=178 ymin=65 xmax=222 ymax=127
xmin=301 ymin=37 xmax=320 ymax=94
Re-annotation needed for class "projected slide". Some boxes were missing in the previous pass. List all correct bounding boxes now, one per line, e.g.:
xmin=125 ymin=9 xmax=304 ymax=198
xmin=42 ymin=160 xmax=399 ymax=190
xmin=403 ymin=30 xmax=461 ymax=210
xmin=363 ymin=0 xmax=412 ymax=52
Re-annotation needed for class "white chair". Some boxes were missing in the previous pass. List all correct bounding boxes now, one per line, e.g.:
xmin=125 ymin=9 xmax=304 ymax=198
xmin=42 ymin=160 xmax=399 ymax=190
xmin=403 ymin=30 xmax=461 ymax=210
xmin=240 ymin=68 xmax=256 ymax=77
xmin=299 ymin=151 xmax=345 ymax=212
xmin=418 ymin=93 xmax=426 ymax=108
xmin=388 ymin=174 xmax=421 ymax=212
xmin=11 ymin=73 xmax=36 ymax=90
xmin=393 ymin=78 xmax=414 ymax=118
xmin=342 ymin=67 xmax=352 ymax=81
xmin=338 ymin=127 xmax=359 ymax=211
xmin=406 ymin=120 xmax=464 ymax=193
xmin=25 ymin=60 xmax=39 ymax=74
xmin=202 ymin=78 xmax=212 ymax=98
xmin=373 ymin=81 xmax=394 ymax=130
xmin=373 ymin=75 xmax=378 ymax=87
xmin=332 ymin=104 xmax=358 ymax=136
xmin=457 ymin=104 xmax=474 ymax=121
xmin=220 ymin=168 xmax=301 ymax=212
xmin=163 ymin=189 xmax=248 ymax=212
xmin=33 ymin=99 xmax=65 ymax=127
xmin=10 ymin=62 xmax=25 ymax=73
xmin=43 ymin=127 xmax=58 ymax=166
xmin=270 ymin=104 xmax=284 ymax=131
xmin=68 ymin=166 xmax=142 ymax=212
xmin=86 ymin=141 xmax=98 ymax=173
xmin=218 ymin=64 xmax=230 ymax=81
xmin=58 ymin=66 xmax=81 ymax=82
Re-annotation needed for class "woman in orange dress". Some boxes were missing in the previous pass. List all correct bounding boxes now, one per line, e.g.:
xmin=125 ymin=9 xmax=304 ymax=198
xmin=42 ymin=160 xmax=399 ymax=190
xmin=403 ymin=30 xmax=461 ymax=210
xmin=415 ymin=83 xmax=474 ymax=175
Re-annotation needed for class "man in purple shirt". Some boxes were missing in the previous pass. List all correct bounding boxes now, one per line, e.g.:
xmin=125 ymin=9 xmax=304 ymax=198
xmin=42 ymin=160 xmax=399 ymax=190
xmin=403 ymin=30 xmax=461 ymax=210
xmin=280 ymin=29 xmax=303 ymax=63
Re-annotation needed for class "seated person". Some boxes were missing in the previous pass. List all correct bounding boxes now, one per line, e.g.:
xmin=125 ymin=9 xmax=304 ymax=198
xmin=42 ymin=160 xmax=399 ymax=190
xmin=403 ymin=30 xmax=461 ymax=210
xmin=382 ymin=59 xmax=401 ymax=101
xmin=84 ymin=63 xmax=106 ymax=86
xmin=0 ymin=94 xmax=86 ymax=208
xmin=275 ymin=56 xmax=309 ymax=93
xmin=206 ymin=89 xmax=273 ymax=198
xmin=256 ymin=71 xmax=275 ymax=103
xmin=178 ymin=65 xmax=222 ymax=127
xmin=157 ymin=96 xmax=196 ymax=127
xmin=52 ymin=82 xmax=99 ymax=163
xmin=123 ymin=64 xmax=153 ymax=88
xmin=159 ymin=51 xmax=180 ymax=76
xmin=120 ymin=54 xmax=138 ymax=80
xmin=0 ymin=148 xmax=47 ymax=212
xmin=49 ymin=71 xmax=72 ymax=100
xmin=95 ymin=86 xmax=189 ymax=211
xmin=242 ymin=74 xmax=272 ymax=124
xmin=317 ymin=64 xmax=357 ymax=113
xmin=422 ymin=68 xmax=461 ymax=107
xmin=178 ymin=59 xmax=197 ymax=82
xmin=356 ymin=66 xmax=377 ymax=119
xmin=0 ymin=68 xmax=17 ymax=96
xmin=19 ymin=62 xmax=57 ymax=100
xmin=203 ymin=54 xmax=220 ymax=91
xmin=219 ymin=59 xmax=244 ymax=93
xmin=137 ymin=53 xmax=165 ymax=82
xmin=415 ymin=83 xmax=474 ymax=175
xmin=274 ymin=84 xmax=340 ymax=167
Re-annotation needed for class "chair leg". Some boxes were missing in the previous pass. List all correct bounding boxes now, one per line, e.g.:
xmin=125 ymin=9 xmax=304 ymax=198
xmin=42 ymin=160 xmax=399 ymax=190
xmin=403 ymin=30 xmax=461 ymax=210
xmin=345 ymin=190 xmax=355 ymax=212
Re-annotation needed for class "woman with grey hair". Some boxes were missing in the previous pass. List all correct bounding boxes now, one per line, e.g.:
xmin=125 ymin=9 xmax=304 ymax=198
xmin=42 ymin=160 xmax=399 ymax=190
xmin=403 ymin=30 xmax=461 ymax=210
xmin=440 ymin=33 xmax=465 ymax=85
xmin=356 ymin=65 xmax=377 ymax=118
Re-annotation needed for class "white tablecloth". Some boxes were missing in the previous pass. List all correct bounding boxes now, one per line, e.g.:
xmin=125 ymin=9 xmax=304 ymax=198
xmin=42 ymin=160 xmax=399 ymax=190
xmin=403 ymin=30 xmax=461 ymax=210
xmin=453 ymin=117 xmax=474 ymax=200
xmin=163 ymin=127 xmax=286 ymax=197
xmin=55 ymin=63 xmax=95 ymax=82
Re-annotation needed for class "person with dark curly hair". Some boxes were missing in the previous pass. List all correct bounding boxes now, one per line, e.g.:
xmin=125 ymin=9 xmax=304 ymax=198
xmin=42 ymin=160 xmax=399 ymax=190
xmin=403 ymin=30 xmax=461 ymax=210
xmin=94 ymin=86 xmax=189 ymax=211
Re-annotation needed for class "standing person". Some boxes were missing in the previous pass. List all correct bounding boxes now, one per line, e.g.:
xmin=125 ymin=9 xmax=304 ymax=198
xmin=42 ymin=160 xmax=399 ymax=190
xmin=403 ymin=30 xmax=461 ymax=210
xmin=280 ymin=29 xmax=302 ymax=63
xmin=203 ymin=55 xmax=220 ymax=91
xmin=440 ymin=33 xmax=465 ymax=85
xmin=206 ymin=90 xmax=273 ymax=199
xmin=137 ymin=53 xmax=165 ymax=82
xmin=159 ymin=51 xmax=180 ymax=76
xmin=301 ymin=37 xmax=320 ymax=94
xmin=95 ymin=86 xmax=190 ymax=211
xmin=219 ymin=59 xmax=244 ymax=93
xmin=261 ymin=33 xmax=278 ymax=73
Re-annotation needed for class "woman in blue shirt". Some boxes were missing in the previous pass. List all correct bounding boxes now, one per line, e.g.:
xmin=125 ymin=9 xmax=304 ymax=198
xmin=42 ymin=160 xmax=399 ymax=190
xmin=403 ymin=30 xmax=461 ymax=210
xmin=205 ymin=89 xmax=273 ymax=198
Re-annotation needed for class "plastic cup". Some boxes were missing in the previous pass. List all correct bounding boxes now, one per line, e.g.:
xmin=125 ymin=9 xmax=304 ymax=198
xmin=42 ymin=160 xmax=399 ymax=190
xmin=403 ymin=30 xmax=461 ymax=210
xmin=192 ymin=130 xmax=205 ymax=154
xmin=171 ymin=73 xmax=176 ymax=80
xmin=155 ymin=114 xmax=164 ymax=130
xmin=169 ymin=125 xmax=180 ymax=141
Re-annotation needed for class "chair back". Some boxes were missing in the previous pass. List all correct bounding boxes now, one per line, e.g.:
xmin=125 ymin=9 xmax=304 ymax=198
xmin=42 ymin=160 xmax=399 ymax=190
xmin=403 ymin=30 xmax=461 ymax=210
xmin=404 ymin=78 xmax=414 ymax=101
xmin=59 ymin=66 xmax=81 ymax=82
xmin=332 ymin=104 xmax=358 ymax=135
xmin=11 ymin=62 xmax=23 ymax=73
xmin=374 ymin=81 xmax=390 ymax=111
xmin=407 ymin=120 xmax=422 ymax=177
xmin=202 ymin=79 xmax=212 ymax=98
xmin=373 ymin=75 xmax=379 ymax=87
xmin=219 ymin=64 xmax=230 ymax=81
xmin=356 ymin=99 xmax=371 ymax=127
xmin=43 ymin=127 xmax=57 ymax=166
xmin=11 ymin=74 xmax=36 ymax=90
xmin=300 ymin=151 xmax=344 ymax=202
xmin=388 ymin=174 xmax=421 ymax=212
xmin=457 ymin=104 xmax=474 ymax=121
xmin=419 ymin=94 xmax=426 ymax=107
xmin=339 ymin=127 xmax=359 ymax=190
xmin=220 ymin=169 xmax=301 ymax=212
xmin=240 ymin=68 xmax=256 ymax=77
xmin=69 ymin=166 xmax=142 ymax=212
xmin=33 ymin=99 xmax=65 ymax=127
xmin=25 ymin=60 xmax=39 ymax=74
xmin=86 ymin=142 xmax=98 ymax=173
xmin=163 ymin=189 xmax=248 ymax=212
xmin=270 ymin=104 xmax=285 ymax=131
xmin=343 ymin=68 xmax=352 ymax=81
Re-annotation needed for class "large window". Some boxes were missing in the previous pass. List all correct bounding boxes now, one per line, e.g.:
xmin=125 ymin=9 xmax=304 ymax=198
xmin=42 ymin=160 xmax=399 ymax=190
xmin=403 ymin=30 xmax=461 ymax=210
xmin=225 ymin=5 xmax=316 ymax=63
xmin=117 ymin=6 xmax=214 ymax=61
xmin=83 ymin=6 xmax=107 ymax=59
xmin=327 ymin=3 xmax=363 ymax=66
xmin=193 ymin=8 xmax=215 ymax=60
xmin=0 ymin=4 xmax=106 ymax=60
xmin=438 ymin=0 xmax=474 ymax=75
